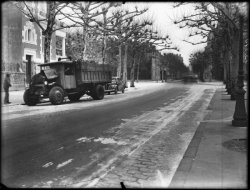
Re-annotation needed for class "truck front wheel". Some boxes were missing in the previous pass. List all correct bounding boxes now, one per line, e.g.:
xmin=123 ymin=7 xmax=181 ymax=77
xmin=91 ymin=85 xmax=104 ymax=100
xmin=23 ymin=89 xmax=39 ymax=106
xmin=49 ymin=86 xmax=64 ymax=105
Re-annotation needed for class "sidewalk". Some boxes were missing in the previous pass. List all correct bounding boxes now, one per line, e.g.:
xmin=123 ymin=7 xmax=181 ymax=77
xmin=0 ymin=80 xmax=165 ymax=107
xmin=169 ymin=87 xmax=248 ymax=188
xmin=1 ymin=90 xmax=25 ymax=106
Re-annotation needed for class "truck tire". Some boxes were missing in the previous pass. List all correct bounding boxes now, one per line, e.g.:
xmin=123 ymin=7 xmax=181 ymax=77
xmin=91 ymin=84 xmax=104 ymax=100
xmin=68 ymin=93 xmax=82 ymax=102
xmin=49 ymin=86 xmax=64 ymax=105
xmin=23 ymin=89 xmax=39 ymax=106
xmin=115 ymin=87 xmax=118 ymax=94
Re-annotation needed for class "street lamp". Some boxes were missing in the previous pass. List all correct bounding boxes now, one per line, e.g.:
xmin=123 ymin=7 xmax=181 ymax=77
xmin=232 ymin=15 xmax=247 ymax=127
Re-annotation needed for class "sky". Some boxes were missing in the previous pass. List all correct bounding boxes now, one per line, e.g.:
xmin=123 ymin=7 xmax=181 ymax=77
xmin=125 ymin=2 xmax=207 ymax=66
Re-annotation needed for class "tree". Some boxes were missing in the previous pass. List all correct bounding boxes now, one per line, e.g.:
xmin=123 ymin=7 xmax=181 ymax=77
xmin=104 ymin=7 xmax=149 ymax=85
xmin=173 ymin=2 xmax=248 ymax=97
xmin=189 ymin=50 xmax=210 ymax=81
xmin=59 ymin=2 xmax=122 ymax=60
xmin=65 ymin=29 xmax=84 ymax=60
xmin=127 ymin=17 xmax=179 ymax=87
xmin=14 ymin=1 xmax=77 ymax=63
xmin=163 ymin=53 xmax=188 ymax=79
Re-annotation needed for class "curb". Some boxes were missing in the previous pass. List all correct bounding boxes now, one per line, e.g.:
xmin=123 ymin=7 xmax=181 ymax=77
xmin=169 ymin=122 xmax=205 ymax=188
xmin=2 ymin=103 xmax=24 ymax=107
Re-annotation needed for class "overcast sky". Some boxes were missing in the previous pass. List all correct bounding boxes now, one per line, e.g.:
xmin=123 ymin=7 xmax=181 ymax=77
xmin=125 ymin=2 xmax=207 ymax=66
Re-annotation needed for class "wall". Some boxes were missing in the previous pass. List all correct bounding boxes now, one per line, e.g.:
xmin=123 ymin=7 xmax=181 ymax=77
xmin=1 ymin=2 xmax=24 ymax=91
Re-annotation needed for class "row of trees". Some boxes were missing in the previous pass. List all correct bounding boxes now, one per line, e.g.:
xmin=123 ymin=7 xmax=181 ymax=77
xmin=173 ymin=2 xmax=248 ymax=98
xmin=14 ymin=1 xmax=180 ymax=87
xmin=66 ymin=30 xmax=188 ymax=83
xmin=189 ymin=45 xmax=224 ymax=81
xmin=161 ymin=53 xmax=189 ymax=79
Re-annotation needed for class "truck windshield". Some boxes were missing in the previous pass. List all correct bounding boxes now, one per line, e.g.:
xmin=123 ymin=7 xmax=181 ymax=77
xmin=43 ymin=68 xmax=58 ymax=79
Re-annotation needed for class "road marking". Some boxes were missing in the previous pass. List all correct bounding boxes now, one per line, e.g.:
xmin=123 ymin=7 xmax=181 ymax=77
xmin=76 ymin=137 xmax=93 ymax=143
xmin=42 ymin=162 xmax=53 ymax=168
xmin=56 ymin=147 xmax=64 ymax=151
xmin=93 ymin=137 xmax=128 ymax=145
xmin=56 ymin=159 xmax=73 ymax=169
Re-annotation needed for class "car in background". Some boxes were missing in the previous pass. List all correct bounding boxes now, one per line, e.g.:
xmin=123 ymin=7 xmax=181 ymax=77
xmin=105 ymin=77 xmax=125 ymax=94
xmin=183 ymin=74 xmax=199 ymax=83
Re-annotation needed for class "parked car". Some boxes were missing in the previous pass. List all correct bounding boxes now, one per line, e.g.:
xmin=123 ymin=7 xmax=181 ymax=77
xmin=183 ymin=74 xmax=198 ymax=83
xmin=105 ymin=77 xmax=125 ymax=94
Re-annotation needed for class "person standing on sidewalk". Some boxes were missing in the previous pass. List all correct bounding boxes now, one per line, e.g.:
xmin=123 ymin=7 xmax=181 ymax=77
xmin=3 ymin=73 xmax=11 ymax=104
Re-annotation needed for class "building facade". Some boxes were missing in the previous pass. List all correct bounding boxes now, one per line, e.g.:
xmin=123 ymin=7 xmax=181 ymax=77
xmin=1 ymin=2 xmax=66 ymax=90
xmin=146 ymin=50 xmax=168 ymax=81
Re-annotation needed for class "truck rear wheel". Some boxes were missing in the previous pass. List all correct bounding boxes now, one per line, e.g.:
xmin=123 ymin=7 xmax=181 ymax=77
xmin=91 ymin=84 xmax=104 ymax=100
xmin=49 ymin=86 xmax=64 ymax=105
xmin=68 ymin=93 xmax=82 ymax=102
xmin=23 ymin=89 xmax=39 ymax=106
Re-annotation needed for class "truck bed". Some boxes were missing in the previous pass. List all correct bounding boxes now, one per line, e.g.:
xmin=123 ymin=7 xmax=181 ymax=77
xmin=76 ymin=62 xmax=112 ymax=84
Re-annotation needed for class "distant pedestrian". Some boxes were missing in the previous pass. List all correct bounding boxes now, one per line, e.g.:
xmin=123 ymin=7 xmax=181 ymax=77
xmin=3 ymin=73 xmax=11 ymax=104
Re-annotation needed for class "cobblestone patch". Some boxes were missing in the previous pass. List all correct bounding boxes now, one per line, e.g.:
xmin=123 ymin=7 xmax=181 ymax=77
xmin=89 ymin=86 xmax=218 ymax=188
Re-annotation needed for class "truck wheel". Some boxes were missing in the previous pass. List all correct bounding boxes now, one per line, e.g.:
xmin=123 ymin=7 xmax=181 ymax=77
xmin=68 ymin=93 xmax=82 ymax=102
xmin=91 ymin=85 xmax=104 ymax=100
xmin=23 ymin=89 xmax=39 ymax=106
xmin=114 ymin=87 xmax=118 ymax=94
xmin=122 ymin=87 xmax=125 ymax=93
xmin=49 ymin=86 xmax=64 ymax=105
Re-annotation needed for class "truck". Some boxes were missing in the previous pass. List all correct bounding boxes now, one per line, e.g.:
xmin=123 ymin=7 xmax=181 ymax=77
xmin=23 ymin=59 xmax=112 ymax=106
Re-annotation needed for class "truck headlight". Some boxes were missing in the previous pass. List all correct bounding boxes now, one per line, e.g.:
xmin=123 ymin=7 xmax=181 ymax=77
xmin=44 ymin=81 xmax=48 ymax=85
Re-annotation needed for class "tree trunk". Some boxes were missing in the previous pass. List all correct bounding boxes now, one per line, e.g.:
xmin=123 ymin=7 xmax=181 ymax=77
xmin=43 ymin=2 xmax=55 ymax=63
xmin=102 ymin=11 xmax=107 ymax=68
xmin=102 ymin=35 xmax=107 ymax=68
xmin=82 ymin=25 xmax=88 ymax=60
xmin=223 ymin=50 xmax=230 ymax=83
xmin=161 ymin=69 xmax=164 ymax=82
xmin=230 ymin=31 xmax=240 ymax=99
xmin=117 ymin=44 xmax=122 ymax=78
xmin=224 ymin=52 xmax=228 ymax=84
xmin=136 ymin=54 xmax=141 ymax=82
xmin=123 ymin=43 xmax=128 ymax=87
xmin=44 ymin=32 xmax=52 ymax=63
xmin=130 ymin=53 xmax=136 ymax=87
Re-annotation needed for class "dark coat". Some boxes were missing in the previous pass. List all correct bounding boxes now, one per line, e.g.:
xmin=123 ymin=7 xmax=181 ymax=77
xmin=4 ymin=76 xmax=11 ymax=90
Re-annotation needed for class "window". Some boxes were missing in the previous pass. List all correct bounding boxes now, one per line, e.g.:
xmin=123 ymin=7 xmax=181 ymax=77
xmin=28 ymin=29 xmax=32 ymax=41
xmin=56 ymin=36 xmax=63 ymax=56
xmin=23 ymin=22 xmax=36 ymax=44
xmin=65 ymin=65 xmax=74 ymax=75
xmin=25 ymin=29 xmax=35 ymax=43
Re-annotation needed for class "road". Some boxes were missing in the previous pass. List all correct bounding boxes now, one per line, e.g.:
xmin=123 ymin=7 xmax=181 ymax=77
xmin=1 ymin=82 xmax=221 ymax=188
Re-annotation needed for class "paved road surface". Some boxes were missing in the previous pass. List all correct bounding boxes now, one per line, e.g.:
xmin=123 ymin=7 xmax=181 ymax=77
xmin=1 ymin=82 xmax=220 ymax=187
